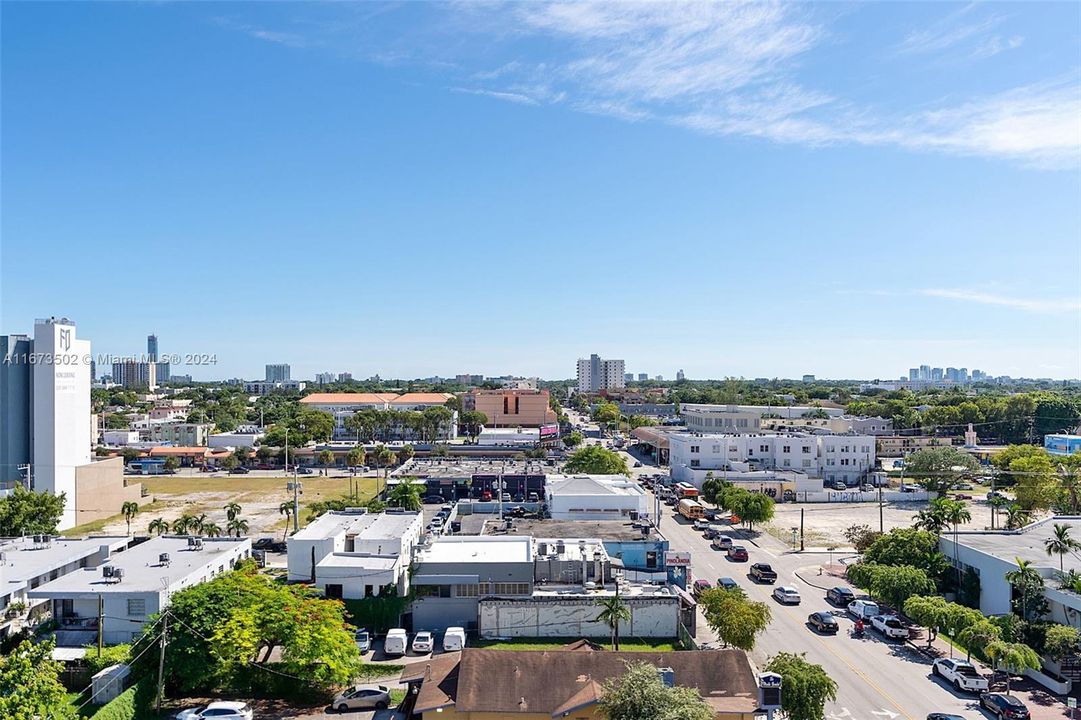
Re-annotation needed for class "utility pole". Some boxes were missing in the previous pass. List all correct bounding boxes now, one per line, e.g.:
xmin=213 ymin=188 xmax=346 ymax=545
xmin=799 ymin=508 xmax=805 ymax=551
xmin=290 ymin=475 xmax=302 ymax=534
xmin=878 ymin=485 xmax=884 ymax=534
xmin=97 ymin=594 xmax=103 ymax=657
xmin=155 ymin=612 xmax=168 ymax=711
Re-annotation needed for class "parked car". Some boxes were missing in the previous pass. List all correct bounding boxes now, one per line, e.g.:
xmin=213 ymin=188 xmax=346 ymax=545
xmin=703 ymin=527 xmax=720 ymax=540
xmin=772 ymin=586 xmax=801 ymax=604
xmin=831 ymin=481 xmax=847 ymax=491
xmin=750 ymin=563 xmax=778 ymax=583
xmin=332 ymin=685 xmax=391 ymax=712
xmin=727 ymin=546 xmax=749 ymax=561
xmin=354 ymin=628 xmax=371 ymax=653
xmin=251 ymin=537 xmax=285 ymax=552
xmin=296 ymin=466 xmax=314 ymax=475
xmin=871 ymin=614 xmax=909 ymax=639
xmin=481 ymin=490 xmax=493 ymax=501
xmin=987 ymin=491 xmax=1007 ymax=502
xmin=847 ymin=599 xmax=880 ymax=620
xmin=501 ymin=493 xmax=512 ymax=502
xmin=634 ymin=461 xmax=643 ymax=467
xmin=176 ymin=702 xmax=253 ymax=720
xmin=692 ymin=579 xmax=713 ymax=597
xmin=932 ymin=658 xmax=989 ymax=692
xmin=412 ymin=630 xmax=434 ymax=654
xmin=423 ymin=495 xmax=445 ymax=504
xmin=711 ymin=536 xmax=732 ymax=550
xmin=826 ymin=587 xmax=855 ymax=607
xmin=717 ymin=577 xmax=739 ymax=590
xmin=807 ymin=612 xmax=839 ymax=633
xmin=383 ymin=628 xmax=407 ymax=656
xmin=980 ymin=693 xmax=1030 ymax=720
xmin=443 ymin=626 xmax=467 ymax=651
xmin=693 ymin=519 xmax=711 ymax=531
xmin=927 ymin=715 xmax=966 ymax=720
xmin=955 ymin=493 xmax=973 ymax=500
xmin=228 ymin=466 xmax=250 ymax=474
xmin=527 ymin=492 xmax=539 ymax=502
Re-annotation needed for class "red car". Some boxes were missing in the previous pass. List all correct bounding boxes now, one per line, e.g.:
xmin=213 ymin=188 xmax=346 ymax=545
xmin=727 ymin=546 xmax=749 ymax=561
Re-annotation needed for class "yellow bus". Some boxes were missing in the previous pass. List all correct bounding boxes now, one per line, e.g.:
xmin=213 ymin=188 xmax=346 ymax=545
xmin=678 ymin=498 xmax=705 ymax=520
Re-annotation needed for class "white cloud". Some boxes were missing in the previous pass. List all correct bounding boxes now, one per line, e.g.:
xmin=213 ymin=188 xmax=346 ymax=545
xmin=897 ymin=4 xmax=1003 ymax=55
xmin=213 ymin=17 xmax=308 ymax=48
xmin=921 ymin=288 xmax=1081 ymax=315
xmin=450 ymin=86 xmax=540 ymax=105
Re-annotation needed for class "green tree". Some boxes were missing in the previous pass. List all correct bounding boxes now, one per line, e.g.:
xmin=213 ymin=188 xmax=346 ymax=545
xmin=316 ymin=449 xmax=335 ymax=472
xmin=595 ymin=593 xmax=631 ymax=650
xmin=163 ymin=456 xmax=180 ymax=472
xmin=120 ymin=447 xmax=143 ymax=464
xmin=346 ymin=447 xmax=366 ymax=470
xmin=730 ymin=492 xmax=775 ymax=530
xmin=1044 ymin=624 xmax=1081 ymax=662
xmin=1003 ymin=504 xmax=1031 ymax=530
xmin=627 ymin=415 xmax=656 ymax=429
xmin=599 ymin=660 xmax=714 ymax=720
xmin=846 ymin=563 xmax=936 ymax=609
xmin=956 ymin=619 xmax=1001 ymax=661
xmin=374 ymin=445 xmax=396 ymax=479
xmin=279 ymin=501 xmax=294 ymax=541
xmin=1045 ymin=523 xmax=1079 ymax=574
xmin=991 ymin=445 xmax=1049 ymax=485
xmin=0 ymin=639 xmax=73 ymax=720
xmin=1005 ymin=558 xmax=1046 ymax=621
xmin=121 ymin=500 xmax=140 ymax=536
xmin=564 ymin=445 xmax=629 ymax=475
xmin=202 ymin=522 xmax=223 ymax=538
xmin=701 ymin=472 xmax=731 ymax=509
xmin=562 ymin=430 xmax=585 ymax=448
xmin=912 ymin=499 xmax=951 ymax=535
xmin=386 ymin=481 xmax=422 ymax=511
xmin=592 ymin=402 xmax=622 ymax=430
xmin=699 ymin=587 xmax=771 ymax=650
xmin=399 ymin=444 xmax=415 ymax=463
xmin=0 ymin=487 xmax=67 ymax=536
xmin=227 ymin=517 xmax=249 ymax=538
xmin=1010 ymin=453 xmax=1058 ymax=511
xmin=904 ymin=447 xmax=979 ymax=494
xmin=863 ymin=528 xmax=948 ymax=579
xmin=224 ymin=502 xmax=242 ymax=522
xmin=765 ymin=652 xmax=838 ymax=720
xmin=148 ymin=517 xmax=169 ymax=536
xmin=460 ymin=410 xmax=488 ymax=441
xmin=903 ymin=595 xmax=983 ymax=650
xmin=842 ymin=524 xmax=881 ymax=553
xmin=985 ymin=641 xmax=1041 ymax=695
xmin=221 ymin=454 xmax=240 ymax=471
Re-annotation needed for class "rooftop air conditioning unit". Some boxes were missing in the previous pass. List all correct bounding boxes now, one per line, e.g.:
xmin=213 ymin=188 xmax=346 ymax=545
xmin=112 ymin=568 xmax=124 ymax=582
xmin=159 ymin=553 xmax=170 ymax=566
xmin=102 ymin=565 xmax=115 ymax=578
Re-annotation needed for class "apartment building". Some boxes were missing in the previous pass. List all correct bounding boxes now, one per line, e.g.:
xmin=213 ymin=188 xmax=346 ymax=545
xmin=576 ymin=354 xmax=625 ymax=393
xmin=468 ymin=388 xmax=557 ymax=427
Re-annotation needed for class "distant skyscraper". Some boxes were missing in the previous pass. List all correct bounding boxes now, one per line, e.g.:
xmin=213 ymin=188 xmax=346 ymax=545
xmin=958 ymin=368 xmax=968 ymax=383
xmin=338 ymin=372 xmax=353 ymax=383
xmin=909 ymin=368 xmax=919 ymax=381
xmin=919 ymin=365 xmax=931 ymax=381
xmin=802 ymin=375 xmax=816 ymax=383
xmin=0 ymin=334 xmax=33 ymax=488
xmin=112 ymin=360 xmax=157 ymax=389
xmin=676 ymin=369 xmax=686 ymax=381
xmin=147 ymin=334 xmax=158 ymax=362
xmin=637 ymin=373 xmax=648 ymax=382
xmin=266 ymin=364 xmax=291 ymax=383
xmin=931 ymin=367 xmax=944 ymax=381
xmin=624 ymin=373 xmax=633 ymax=382
xmin=315 ymin=372 xmax=336 ymax=385
xmin=575 ymin=354 xmax=625 ymax=393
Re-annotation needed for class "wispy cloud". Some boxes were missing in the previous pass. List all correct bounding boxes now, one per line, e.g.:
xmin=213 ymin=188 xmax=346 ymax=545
xmin=921 ymin=288 xmax=1081 ymax=314
xmin=213 ymin=17 xmax=309 ymax=48
xmin=898 ymin=4 xmax=1003 ymax=55
xmin=450 ymin=87 xmax=540 ymax=106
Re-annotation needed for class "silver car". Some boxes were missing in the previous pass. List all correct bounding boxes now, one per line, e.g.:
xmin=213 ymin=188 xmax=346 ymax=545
xmin=332 ymin=685 xmax=391 ymax=712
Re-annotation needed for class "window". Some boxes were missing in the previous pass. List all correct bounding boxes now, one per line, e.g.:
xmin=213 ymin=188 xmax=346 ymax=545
xmin=127 ymin=598 xmax=146 ymax=617
xmin=827 ymin=445 xmax=835 ymax=453
xmin=782 ymin=445 xmax=791 ymax=453
xmin=841 ymin=459 xmax=850 ymax=466
xmin=802 ymin=459 xmax=812 ymax=468
xmin=690 ymin=459 xmax=700 ymax=468
xmin=645 ymin=551 xmax=658 ymax=569
xmin=802 ymin=446 xmax=811 ymax=454
xmin=760 ymin=445 xmax=769 ymax=453
xmin=712 ymin=444 xmax=720 ymax=453
xmin=690 ymin=445 xmax=700 ymax=453
xmin=455 ymin=584 xmax=479 ymax=597
xmin=783 ymin=459 xmax=791 ymax=467
xmin=827 ymin=459 xmax=835 ymax=466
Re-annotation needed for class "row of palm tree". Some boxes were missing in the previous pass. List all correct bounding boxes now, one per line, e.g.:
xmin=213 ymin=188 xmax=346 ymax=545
xmin=147 ymin=502 xmax=250 ymax=539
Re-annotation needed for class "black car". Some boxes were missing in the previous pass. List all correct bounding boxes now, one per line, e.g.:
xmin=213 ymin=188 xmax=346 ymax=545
xmin=252 ymin=538 xmax=286 ymax=553
xmin=827 ymin=587 xmax=855 ymax=606
xmin=423 ymin=495 xmax=445 ymax=504
xmin=703 ymin=527 xmax=720 ymax=540
xmin=927 ymin=715 xmax=966 ymax=720
xmin=717 ymin=577 xmax=739 ymax=591
xmin=229 ymin=466 xmax=250 ymax=474
xmin=807 ymin=612 xmax=839 ymax=634
xmin=980 ymin=694 xmax=1030 ymax=720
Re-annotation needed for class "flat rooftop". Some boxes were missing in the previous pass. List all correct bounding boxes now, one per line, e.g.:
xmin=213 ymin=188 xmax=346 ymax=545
xmin=545 ymin=475 xmax=643 ymax=496
xmin=397 ymin=458 xmax=554 ymax=479
xmin=28 ymin=536 xmax=249 ymax=595
xmin=317 ymin=553 xmax=400 ymax=570
xmin=531 ymin=583 xmax=676 ymax=598
xmin=951 ymin=517 xmax=1081 ymax=571
xmin=0 ymin=536 xmax=129 ymax=588
xmin=494 ymin=518 xmax=661 ymax=542
xmin=292 ymin=509 xmax=421 ymax=540
xmin=417 ymin=536 xmax=533 ymax=565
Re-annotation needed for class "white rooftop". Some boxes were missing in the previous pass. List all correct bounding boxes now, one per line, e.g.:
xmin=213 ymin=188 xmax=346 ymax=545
xmin=28 ymin=536 xmax=249 ymax=595
xmin=292 ymin=509 xmax=422 ymax=541
xmin=545 ymin=475 xmax=645 ymax=497
xmin=317 ymin=553 xmax=400 ymax=570
xmin=417 ymin=536 xmax=533 ymax=565
xmin=0 ymin=536 xmax=129 ymax=594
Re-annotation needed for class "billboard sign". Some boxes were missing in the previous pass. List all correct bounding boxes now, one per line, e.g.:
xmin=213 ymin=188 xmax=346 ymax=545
xmin=664 ymin=551 xmax=691 ymax=567
xmin=540 ymin=424 xmax=560 ymax=438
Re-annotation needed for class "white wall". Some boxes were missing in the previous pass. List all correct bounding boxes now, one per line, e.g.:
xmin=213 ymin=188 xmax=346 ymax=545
xmin=479 ymin=596 xmax=678 ymax=638
xmin=315 ymin=559 xmax=402 ymax=599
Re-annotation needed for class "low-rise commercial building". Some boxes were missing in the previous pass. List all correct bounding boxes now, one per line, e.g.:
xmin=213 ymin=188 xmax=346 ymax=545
xmin=30 ymin=536 xmax=251 ymax=644
xmin=876 ymin=435 xmax=956 ymax=457
xmin=287 ymin=509 xmax=423 ymax=599
xmin=467 ymin=388 xmax=557 ymax=428
xmin=545 ymin=475 xmax=649 ymax=521
xmin=300 ymin=392 xmax=457 ymax=441
xmin=1045 ymin=435 xmax=1081 ymax=457
xmin=148 ymin=422 xmax=210 ymax=447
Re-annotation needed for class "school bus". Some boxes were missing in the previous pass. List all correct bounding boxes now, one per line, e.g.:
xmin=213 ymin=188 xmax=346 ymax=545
xmin=678 ymin=498 xmax=705 ymax=520
xmin=675 ymin=482 xmax=700 ymax=499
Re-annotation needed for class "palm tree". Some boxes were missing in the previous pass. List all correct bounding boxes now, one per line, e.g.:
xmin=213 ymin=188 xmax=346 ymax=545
xmin=988 ymin=494 xmax=1010 ymax=530
xmin=595 ymin=592 xmax=631 ymax=650
xmin=279 ymin=501 xmax=294 ymax=541
xmin=227 ymin=517 xmax=249 ymax=538
xmin=201 ymin=522 xmax=222 ymax=538
xmin=1045 ymin=523 xmax=1079 ymax=573
xmin=1004 ymin=504 xmax=1031 ymax=530
xmin=940 ymin=499 xmax=972 ymax=590
xmin=387 ymin=481 xmax=422 ymax=511
xmin=171 ymin=515 xmax=193 ymax=535
xmin=121 ymin=501 xmax=140 ymax=535
xmin=1004 ymin=558 xmax=1044 ymax=621
xmin=224 ymin=502 xmax=242 ymax=522
xmin=147 ymin=517 xmax=169 ymax=536
xmin=193 ymin=513 xmax=209 ymax=536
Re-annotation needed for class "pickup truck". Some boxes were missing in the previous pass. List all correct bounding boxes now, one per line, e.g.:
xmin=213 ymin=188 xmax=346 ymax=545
xmin=932 ymin=658 xmax=989 ymax=693
xmin=870 ymin=614 xmax=909 ymax=639
xmin=749 ymin=563 xmax=778 ymax=583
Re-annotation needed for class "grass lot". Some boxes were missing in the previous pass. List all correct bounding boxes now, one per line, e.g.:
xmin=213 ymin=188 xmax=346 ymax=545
xmin=472 ymin=637 xmax=679 ymax=652
xmin=357 ymin=663 xmax=406 ymax=681
xmin=61 ymin=500 xmax=167 ymax=537
xmin=139 ymin=474 xmax=380 ymax=499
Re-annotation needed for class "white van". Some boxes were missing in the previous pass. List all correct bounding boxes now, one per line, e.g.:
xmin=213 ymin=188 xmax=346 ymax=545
xmin=443 ymin=627 xmax=466 ymax=652
xmin=847 ymin=599 xmax=880 ymax=620
xmin=383 ymin=628 xmax=408 ymax=657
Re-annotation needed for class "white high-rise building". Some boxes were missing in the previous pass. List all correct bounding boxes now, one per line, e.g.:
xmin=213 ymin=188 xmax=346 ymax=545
xmin=32 ymin=318 xmax=92 ymax=529
xmin=266 ymin=364 xmax=291 ymax=382
xmin=576 ymin=354 xmax=625 ymax=393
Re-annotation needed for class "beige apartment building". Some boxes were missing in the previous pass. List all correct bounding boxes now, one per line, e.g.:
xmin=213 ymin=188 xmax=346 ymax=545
xmin=876 ymin=435 xmax=957 ymax=457
xmin=468 ymin=389 xmax=558 ymax=427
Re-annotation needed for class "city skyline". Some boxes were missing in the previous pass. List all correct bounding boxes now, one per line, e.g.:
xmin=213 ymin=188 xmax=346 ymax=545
xmin=2 ymin=2 xmax=1078 ymax=380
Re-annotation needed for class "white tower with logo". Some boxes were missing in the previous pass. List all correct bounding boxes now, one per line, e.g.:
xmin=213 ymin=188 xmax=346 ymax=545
xmin=32 ymin=318 xmax=91 ymax=529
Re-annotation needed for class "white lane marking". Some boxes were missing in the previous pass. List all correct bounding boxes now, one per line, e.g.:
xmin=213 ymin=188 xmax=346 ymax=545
xmin=871 ymin=710 xmax=899 ymax=719
xmin=827 ymin=708 xmax=854 ymax=720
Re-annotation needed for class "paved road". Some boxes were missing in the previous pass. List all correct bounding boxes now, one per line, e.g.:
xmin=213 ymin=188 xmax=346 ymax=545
xmin=654 ymin=495 xmax=992 ymax=720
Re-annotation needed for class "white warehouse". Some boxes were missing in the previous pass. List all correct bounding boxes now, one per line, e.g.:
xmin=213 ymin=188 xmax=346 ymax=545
xmin=545 ymin=475 xmax=650 ymax=521
xmin=287 ymin=509 xmax=423 ymax=599
xmin=669 ymin=432 xmax=876 ymax=487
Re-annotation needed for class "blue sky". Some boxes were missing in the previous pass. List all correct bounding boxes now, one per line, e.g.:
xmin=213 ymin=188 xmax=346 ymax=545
xmin=2 ymin=2 xmax=1079 ymax=381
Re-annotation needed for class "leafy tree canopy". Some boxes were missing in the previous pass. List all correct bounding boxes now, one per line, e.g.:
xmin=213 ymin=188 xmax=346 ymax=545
xmin=765 ymin=652 xmax=838 ymax=720
xmin=564 ymin=445 xmax=629 ymax=475
xmin=0 ymin=639 xmax=72 ymax=720
xmin=599 ymin=660 xmax=714 ymax=720
xmin=0 ymin=487 xmax=66 ymax=537
xmin=863 ymin=528 xmax=949 ymax=579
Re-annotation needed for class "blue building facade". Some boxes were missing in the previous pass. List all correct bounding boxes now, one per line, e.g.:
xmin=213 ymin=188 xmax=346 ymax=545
xmin=1045 ymin=435 xmax=1081 ymax=457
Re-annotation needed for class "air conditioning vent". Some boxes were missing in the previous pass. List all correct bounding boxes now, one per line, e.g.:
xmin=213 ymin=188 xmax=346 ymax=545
xmin=102 ymin=565 xmax=115 ymax=578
